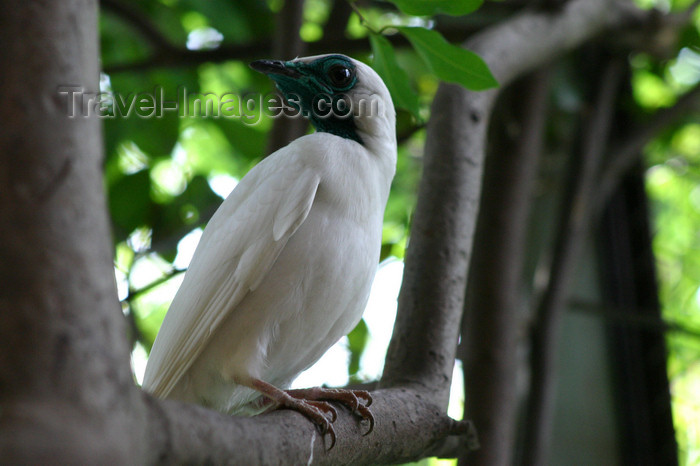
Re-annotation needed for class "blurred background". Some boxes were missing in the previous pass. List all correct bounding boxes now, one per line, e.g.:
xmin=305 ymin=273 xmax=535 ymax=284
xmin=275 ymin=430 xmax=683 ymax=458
xmin=98 ymin=0 xmax=700 ymax=464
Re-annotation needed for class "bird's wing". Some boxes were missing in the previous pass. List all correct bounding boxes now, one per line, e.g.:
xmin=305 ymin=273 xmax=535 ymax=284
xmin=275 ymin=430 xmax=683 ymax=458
xmin=142 ymin=155 xmax=321 ymax=398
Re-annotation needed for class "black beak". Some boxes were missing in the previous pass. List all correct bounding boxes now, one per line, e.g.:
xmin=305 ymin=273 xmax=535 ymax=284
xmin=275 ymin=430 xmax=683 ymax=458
xmin=250 ymin=59 xmax=301 ymax=78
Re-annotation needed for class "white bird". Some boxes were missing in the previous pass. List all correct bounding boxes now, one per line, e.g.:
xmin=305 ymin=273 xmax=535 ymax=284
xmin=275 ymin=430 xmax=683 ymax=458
xmin=142 ymin=54 xmax=396 ymax=445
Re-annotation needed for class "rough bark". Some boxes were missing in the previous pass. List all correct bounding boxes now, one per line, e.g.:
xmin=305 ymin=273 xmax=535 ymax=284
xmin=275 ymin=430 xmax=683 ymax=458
xmin=0 ymin=0 xmax=144 ymax=463
xmin=382 ymin=0 xmax=644 ymax=419
xmin=459 ymin=70 xmax=552 ymax=466
xmin=379 ymin=81 xmax=492 ymax=408
xmin=143 ymin=389 xmax=474 ymax=465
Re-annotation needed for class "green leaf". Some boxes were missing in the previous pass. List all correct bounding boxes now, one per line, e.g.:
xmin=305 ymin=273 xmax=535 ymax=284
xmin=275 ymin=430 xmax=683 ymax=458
xmin=370 ymin=33 xmax=421 ymax=119
xmin=397 ymin=26 xmax=498 ymax=91
xmin=104 ymin=69 xmax=198 ymax=158
xmin=387 ymin=0 xmax=482 ymax=16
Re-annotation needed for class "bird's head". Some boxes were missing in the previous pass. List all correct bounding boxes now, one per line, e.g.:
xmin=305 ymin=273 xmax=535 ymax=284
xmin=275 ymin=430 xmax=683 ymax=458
xmin=250 ymin=54 xmax=396 ymax=155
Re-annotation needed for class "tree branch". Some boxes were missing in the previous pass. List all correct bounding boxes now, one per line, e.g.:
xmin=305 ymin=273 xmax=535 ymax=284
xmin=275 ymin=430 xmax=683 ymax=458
xmin=0 ymin=0 xmax=138 ymax=462
xmin=597 ymin=82 xmax=700 ymax=212
xmin=99 ymin=2 xmax=504 ymax=74
xmin=380 ymin=0 xmax=645 ymax=410
xmin=101 ymin=27 xmax=492 ymax=74
xmin=460 ymin=68 xmax=553 ymax=466
xmin=101 ymin=0 xmax=178 ymax=51
xmin=521 ymin=58 xmax=625 ymax=465
xmin=569 ymin=298 xmax=700 ymax=340
xmin=135 ymin=2 xmax=674 ymax=459
xmin=144 ymin=389 xmax=475 ymax=465
xmin=0 ymin=0 xmax=657 ymax=464
xmin=264 ymin=0 xmax=309 ymax=154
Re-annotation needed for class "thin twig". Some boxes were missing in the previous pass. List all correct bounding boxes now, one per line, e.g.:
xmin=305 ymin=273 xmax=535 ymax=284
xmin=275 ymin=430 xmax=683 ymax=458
xmin=396 ymin=121 xmax=426 ymax=145
xmin=101 ymin=0 xmax=178 ymax=51
xmin=101 ymin=27 xmax=490 ymax=74
xmin=568 ymin=298 xmax=700 ymax=340
xmin=348 ymin=1 xmax=377 ymax=34
xmin=99 ymin=0 xmax=504 ymax=74
xmin=123 ymin=268 xmax=185 ymax=303
xmin=597 ymin=82 xmax=700 ymax=211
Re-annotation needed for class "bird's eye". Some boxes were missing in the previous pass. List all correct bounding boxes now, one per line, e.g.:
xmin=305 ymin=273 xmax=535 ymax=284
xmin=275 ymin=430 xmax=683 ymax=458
xmin=327 ymin=64 xmax=354 ymax=88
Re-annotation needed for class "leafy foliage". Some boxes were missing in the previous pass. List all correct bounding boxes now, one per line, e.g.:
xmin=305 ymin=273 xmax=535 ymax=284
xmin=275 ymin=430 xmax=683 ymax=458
xmin=629 ymin=21 xmax=700 ymax=459
xmin=370 ymin=32 xmax=421 ymax=118
xmin=386 ymin=0 xmax=482 ymax=17
xmin=100 ymin=0 xmax=496 ymax=370
xmin=397 ymin=26 xmax=497 ymax=90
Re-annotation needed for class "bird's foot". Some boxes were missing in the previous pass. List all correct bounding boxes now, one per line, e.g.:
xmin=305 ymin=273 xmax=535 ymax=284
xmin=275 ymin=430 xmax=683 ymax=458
xmin=278 ymin=397 xmax=339 ymax=448
xmin=286 ymin=387 xmax=375 ymax=435
xmin=249 ymin=378 xmax=339 ymax=448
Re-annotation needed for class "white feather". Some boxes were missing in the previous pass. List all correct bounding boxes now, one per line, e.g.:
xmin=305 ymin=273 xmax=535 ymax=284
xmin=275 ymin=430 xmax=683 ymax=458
xmin=142 ymin=56 xmax=396 ymax=414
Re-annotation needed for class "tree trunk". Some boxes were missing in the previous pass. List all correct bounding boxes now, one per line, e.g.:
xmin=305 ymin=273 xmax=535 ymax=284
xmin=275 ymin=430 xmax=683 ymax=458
xmin=460 ymin=70 xmax=552 ymax=466
xmin=0 ymin=0 xmax=141 ymax=462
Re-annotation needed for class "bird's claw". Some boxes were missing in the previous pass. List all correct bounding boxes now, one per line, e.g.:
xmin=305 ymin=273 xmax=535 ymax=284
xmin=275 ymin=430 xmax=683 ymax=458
xmin=307 ymin=402 xmax=337 ymax=449
xmin=326 ymin=390 xmax=373 ymax=435
xmin=355 ymin=403 xmax=375 ymax=435
xmin=322 ymin=423 xmax=337 ymax=449
xmin=278 ymin=398 xmax=337 ymax=449
xmin=353 ymin=389 xmax=373 ymax=407
xmin=307 ymin=400 xmax=337 ymax=423
xmin=286 ymin=387 xmax=374 ymax=438
xmin=324 ymin=424 xmax=336 ymax=450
